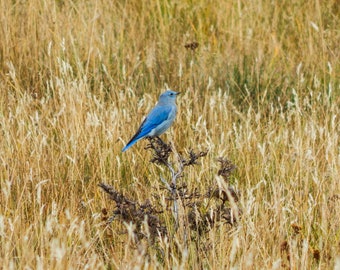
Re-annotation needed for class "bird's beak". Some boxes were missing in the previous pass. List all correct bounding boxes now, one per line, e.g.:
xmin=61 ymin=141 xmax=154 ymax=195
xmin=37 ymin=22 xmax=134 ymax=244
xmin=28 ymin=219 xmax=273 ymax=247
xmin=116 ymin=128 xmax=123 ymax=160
xmin=176 ymin=92 xmax=181 ymax=95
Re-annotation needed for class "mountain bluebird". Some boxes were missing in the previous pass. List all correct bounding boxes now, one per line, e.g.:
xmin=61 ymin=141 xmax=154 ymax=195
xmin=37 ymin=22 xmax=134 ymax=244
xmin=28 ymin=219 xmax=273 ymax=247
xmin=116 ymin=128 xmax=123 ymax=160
xmin=122 ymin=90 xmax=180 ymax=152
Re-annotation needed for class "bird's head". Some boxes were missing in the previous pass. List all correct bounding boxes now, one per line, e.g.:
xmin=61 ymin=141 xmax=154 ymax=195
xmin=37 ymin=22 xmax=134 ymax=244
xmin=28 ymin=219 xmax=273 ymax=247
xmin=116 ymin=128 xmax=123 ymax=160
xmin=159 ymin=90 xmax=180 ymax=103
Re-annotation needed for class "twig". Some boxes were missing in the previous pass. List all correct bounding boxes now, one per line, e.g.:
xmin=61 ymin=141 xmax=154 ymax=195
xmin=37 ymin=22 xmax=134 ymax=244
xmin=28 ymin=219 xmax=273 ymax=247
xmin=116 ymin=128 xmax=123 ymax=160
xmin=146 ymin=139 xmax=209 ymax=230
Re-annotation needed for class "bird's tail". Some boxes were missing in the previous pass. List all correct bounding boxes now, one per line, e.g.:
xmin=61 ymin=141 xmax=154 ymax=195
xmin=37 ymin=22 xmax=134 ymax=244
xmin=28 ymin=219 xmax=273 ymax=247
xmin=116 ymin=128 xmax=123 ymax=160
xmin=122 ymin=137 xmax=140 ymax=152
xmin=122 ymin=123 xmax=147 ymax=152
xmin=122 ymin=142 xmax=133 ymax=152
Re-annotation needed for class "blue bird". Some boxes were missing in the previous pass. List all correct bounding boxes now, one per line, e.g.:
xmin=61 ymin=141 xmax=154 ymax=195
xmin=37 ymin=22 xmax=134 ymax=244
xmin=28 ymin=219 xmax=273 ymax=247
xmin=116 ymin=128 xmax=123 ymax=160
xmin=122 ymin=90 xmax=180 ymax=152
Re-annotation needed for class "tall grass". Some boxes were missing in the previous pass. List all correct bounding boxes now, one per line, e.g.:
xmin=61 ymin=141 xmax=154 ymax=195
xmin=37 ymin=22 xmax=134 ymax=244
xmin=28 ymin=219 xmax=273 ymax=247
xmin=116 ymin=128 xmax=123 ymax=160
xmin=0 ymin=0 xmax=339 ymax=268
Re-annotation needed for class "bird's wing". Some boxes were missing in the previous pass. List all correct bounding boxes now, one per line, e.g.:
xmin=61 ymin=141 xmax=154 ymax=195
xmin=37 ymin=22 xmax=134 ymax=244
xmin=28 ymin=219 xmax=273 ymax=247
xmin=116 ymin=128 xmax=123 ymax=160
xmin=132 ymin=105 xmax=173 ymax=140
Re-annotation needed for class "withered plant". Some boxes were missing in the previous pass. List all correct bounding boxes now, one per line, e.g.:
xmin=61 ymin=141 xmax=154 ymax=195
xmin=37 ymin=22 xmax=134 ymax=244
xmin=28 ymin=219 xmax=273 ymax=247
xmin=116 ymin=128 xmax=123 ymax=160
xmin=99 ymin=138 xmax=240 ymax=248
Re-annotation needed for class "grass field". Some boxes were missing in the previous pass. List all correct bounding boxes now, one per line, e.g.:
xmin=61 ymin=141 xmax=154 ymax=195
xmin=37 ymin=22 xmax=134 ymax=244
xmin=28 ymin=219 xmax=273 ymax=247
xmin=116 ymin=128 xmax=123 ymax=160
xmin=1 ymin=0 xmax=340 ymax=269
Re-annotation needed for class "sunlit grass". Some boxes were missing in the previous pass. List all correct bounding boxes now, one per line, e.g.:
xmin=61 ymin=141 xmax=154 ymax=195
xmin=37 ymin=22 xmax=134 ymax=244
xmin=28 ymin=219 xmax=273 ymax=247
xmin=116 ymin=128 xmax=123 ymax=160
xmin=0 ymin=0 xmax=339 ymax=269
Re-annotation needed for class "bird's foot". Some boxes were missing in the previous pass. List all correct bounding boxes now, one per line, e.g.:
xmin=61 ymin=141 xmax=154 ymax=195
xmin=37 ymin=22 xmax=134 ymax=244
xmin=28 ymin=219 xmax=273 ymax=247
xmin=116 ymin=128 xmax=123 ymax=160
xmin=145 ymin=136 xmax=172 ymax=164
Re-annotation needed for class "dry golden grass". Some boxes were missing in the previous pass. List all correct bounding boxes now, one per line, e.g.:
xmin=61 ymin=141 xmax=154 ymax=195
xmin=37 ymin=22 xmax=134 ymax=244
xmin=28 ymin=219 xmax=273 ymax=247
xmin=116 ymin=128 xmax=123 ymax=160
xmin=1 ymin=0 xmax=340 ymax=269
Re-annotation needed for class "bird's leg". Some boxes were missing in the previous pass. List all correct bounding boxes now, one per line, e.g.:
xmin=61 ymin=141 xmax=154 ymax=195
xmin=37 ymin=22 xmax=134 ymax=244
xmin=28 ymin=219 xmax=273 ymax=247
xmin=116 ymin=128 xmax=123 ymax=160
xmin=146 ymin=136 xmax=160 ymax=150
xmin=154 ymin=136 xmax=166 ymax=145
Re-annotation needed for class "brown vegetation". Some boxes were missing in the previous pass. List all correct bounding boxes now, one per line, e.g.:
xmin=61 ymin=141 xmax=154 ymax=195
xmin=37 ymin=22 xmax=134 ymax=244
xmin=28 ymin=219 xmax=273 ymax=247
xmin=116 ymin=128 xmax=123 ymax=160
xmin=0 ymin=0 xmax=339 ymax=268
